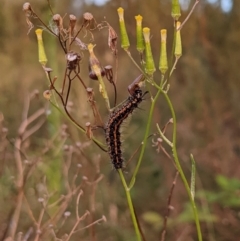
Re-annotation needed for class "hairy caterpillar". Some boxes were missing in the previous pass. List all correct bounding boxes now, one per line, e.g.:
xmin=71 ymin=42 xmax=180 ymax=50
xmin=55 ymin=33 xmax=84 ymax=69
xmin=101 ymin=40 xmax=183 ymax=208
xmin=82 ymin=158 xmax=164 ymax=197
xmin=105 ymin=89 xmax=146 ymax=169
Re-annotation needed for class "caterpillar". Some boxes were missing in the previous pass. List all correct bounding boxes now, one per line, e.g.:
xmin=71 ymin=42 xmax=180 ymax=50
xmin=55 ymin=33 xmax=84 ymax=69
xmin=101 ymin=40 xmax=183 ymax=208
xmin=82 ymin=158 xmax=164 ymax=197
xmin=105 ymin=89 xmax=146 ymax=169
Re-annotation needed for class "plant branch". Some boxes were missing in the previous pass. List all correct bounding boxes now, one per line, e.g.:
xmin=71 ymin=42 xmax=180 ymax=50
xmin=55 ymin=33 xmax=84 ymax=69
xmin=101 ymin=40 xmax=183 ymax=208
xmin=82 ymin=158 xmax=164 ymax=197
xmin=118 ymin=169 xmax=141 ymax=241
xmin=160 ymin=89 xmax=202 ymax=241
xmin=160 ymin=171 xmax=179 ymax=241
xmin=129 ymin=87 xmax=162 ymax=189
xmin=178 ymin=0 xmax=200 ymax=31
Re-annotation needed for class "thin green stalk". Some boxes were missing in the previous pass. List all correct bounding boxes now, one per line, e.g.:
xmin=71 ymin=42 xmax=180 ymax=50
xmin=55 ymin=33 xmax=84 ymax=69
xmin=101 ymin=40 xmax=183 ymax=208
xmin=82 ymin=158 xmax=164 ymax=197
xmin=169 ymin=56 xmax=180 ymax=77
xmin=129 ymin=87 xmax=162 ymax=189
xmin=190 ymin=154 xmax=196 ymax=200
xmin=50 ymin=100 xmax=85 ymax=132
xmin=160 ymin=89 xmax=202 ymax=241
xmin=125 ymin=50 xmax=144 ymax=74
xmin=156 ymin=123 xmax=173 ymax=147
xmin=125 ymin=49 xmax=155 ymax=85
xmin=166 ymin=25 xmax=176 ymax=83
xmin=118 ymin=169 xmax=141 ymax=241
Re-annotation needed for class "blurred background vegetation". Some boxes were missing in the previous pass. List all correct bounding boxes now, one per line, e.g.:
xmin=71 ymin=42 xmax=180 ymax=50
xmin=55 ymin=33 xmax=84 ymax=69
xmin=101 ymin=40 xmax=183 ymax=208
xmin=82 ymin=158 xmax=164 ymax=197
xmin=0 ymin=0 xmax=240 ymax=241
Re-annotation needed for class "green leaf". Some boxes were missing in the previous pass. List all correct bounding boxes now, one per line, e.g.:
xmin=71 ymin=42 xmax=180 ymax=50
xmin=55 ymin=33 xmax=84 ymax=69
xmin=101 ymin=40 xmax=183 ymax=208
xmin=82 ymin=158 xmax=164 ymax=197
xmin=216 ymin=175 xmax=240 ymax=191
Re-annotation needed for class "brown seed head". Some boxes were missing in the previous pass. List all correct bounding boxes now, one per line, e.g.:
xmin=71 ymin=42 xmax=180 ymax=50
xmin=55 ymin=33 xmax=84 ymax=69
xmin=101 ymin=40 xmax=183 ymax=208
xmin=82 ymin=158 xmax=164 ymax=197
xmin=86 ymin=87 xmax=94 ymax=102
xmin=43 ymin=90 xmax=51 ymax=100
xmin=86 ymin=87 xmax=94 ymax=98
xmin=66 ymin=52 xmax=81 ymax=70
xmin=83 ymin=12 xmax=93 ymax=22
xmin=23 ymin=2 xmax=31 ymax=10
xmin=69 ymin=14 xmax=77 ymax=32
xmin=85 ymin=122 xmax=93 ymax=139
xmin=53 ymin=14 xmax=63 ymax=31
xmin=108 ymin=25 xmax=118 ymax=54
xmin=104 ymin=65 xmax=113 ymax=83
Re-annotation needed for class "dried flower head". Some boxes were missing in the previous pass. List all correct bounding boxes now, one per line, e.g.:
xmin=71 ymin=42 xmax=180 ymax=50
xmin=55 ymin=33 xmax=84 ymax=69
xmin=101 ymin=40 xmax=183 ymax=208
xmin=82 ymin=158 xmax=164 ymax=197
xmin=66 ymin=52 xmax=81 ymax=71
xmin=69 ymin=14 xmax=77 ymax=46
xmin=86 ymin=87 xmax=94 ymax=101
xmin=152 ymin=137 xmax=163 ymax=153
xmin=69 ymin=14 xmax=77 ymax=30
xmin=88 ymin=44 xmax=105 ymax=80
xmin=85 ymin=122 xmax=93 ymax=139
xmin=83 ymin=12 xmax=93 ymax=22
xmin=23 ymin=2 xmax=33 ymax=16
xmin=64 ymin=211 xmax=71 ymax=217
xmin=52 ymin=14 xmax=63 ymax=33
xmin=104 ymin=65 xmax=113 ymax=83
xmin=43 ymin=90 xmax=51 ymax=100
xmin=107 ymin=24 xmax=118 ymax=55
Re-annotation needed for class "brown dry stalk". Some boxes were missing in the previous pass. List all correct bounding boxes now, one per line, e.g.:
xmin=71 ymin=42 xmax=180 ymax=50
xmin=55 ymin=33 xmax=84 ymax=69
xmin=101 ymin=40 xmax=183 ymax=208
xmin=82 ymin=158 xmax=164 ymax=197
xmin=160 ymin=171 xmax=179 ymax=241
xmin=5 ymin=97 xmax=46 ymax=239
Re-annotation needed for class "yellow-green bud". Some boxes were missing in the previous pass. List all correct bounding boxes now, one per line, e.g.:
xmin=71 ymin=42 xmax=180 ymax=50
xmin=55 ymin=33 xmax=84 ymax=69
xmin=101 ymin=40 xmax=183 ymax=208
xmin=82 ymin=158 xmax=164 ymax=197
xmin=171 ymin=0 xmax=181 ymax=20
xmin=35 ymin=29 xmax=48 ymax=66
xmin=135 ymin=15 xmax=144 ymax=53
xmin=175 ymin=22 xmax=182 ymax=57
xmin=88 ymin=44 xmax=101 ymax=77
xmin=159 ymin=29 xmax=168 ymax=74
xmin=143 ymin=27 xmax=155 ymax=75
xmin=117 ymin=7 xmax=130 ymax=50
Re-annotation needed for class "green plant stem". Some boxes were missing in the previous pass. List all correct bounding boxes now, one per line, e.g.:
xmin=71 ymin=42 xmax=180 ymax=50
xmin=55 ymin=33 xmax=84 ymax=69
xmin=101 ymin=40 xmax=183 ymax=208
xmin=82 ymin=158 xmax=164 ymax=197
xmin=129 ymin=87 xmax=162 ymax=189
xmin=125 ymin=49 xmax=155 ymax=85
xmin=169 ymin=56 xmax=180 ymax=77
xmin=118 ymin=169 xmax=141 ymax=241
xmin=160 ymin=89 xmax=202 ymax=241
xmin=125 ymin=50 xmax=145 ymax=74
xmin=190 ymin=154 xmax=196 ymax=200
xmin=166 ymin=24 xmax=176 ymax=83
xmin=156 ymin=123 xmax=173 ymax=147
